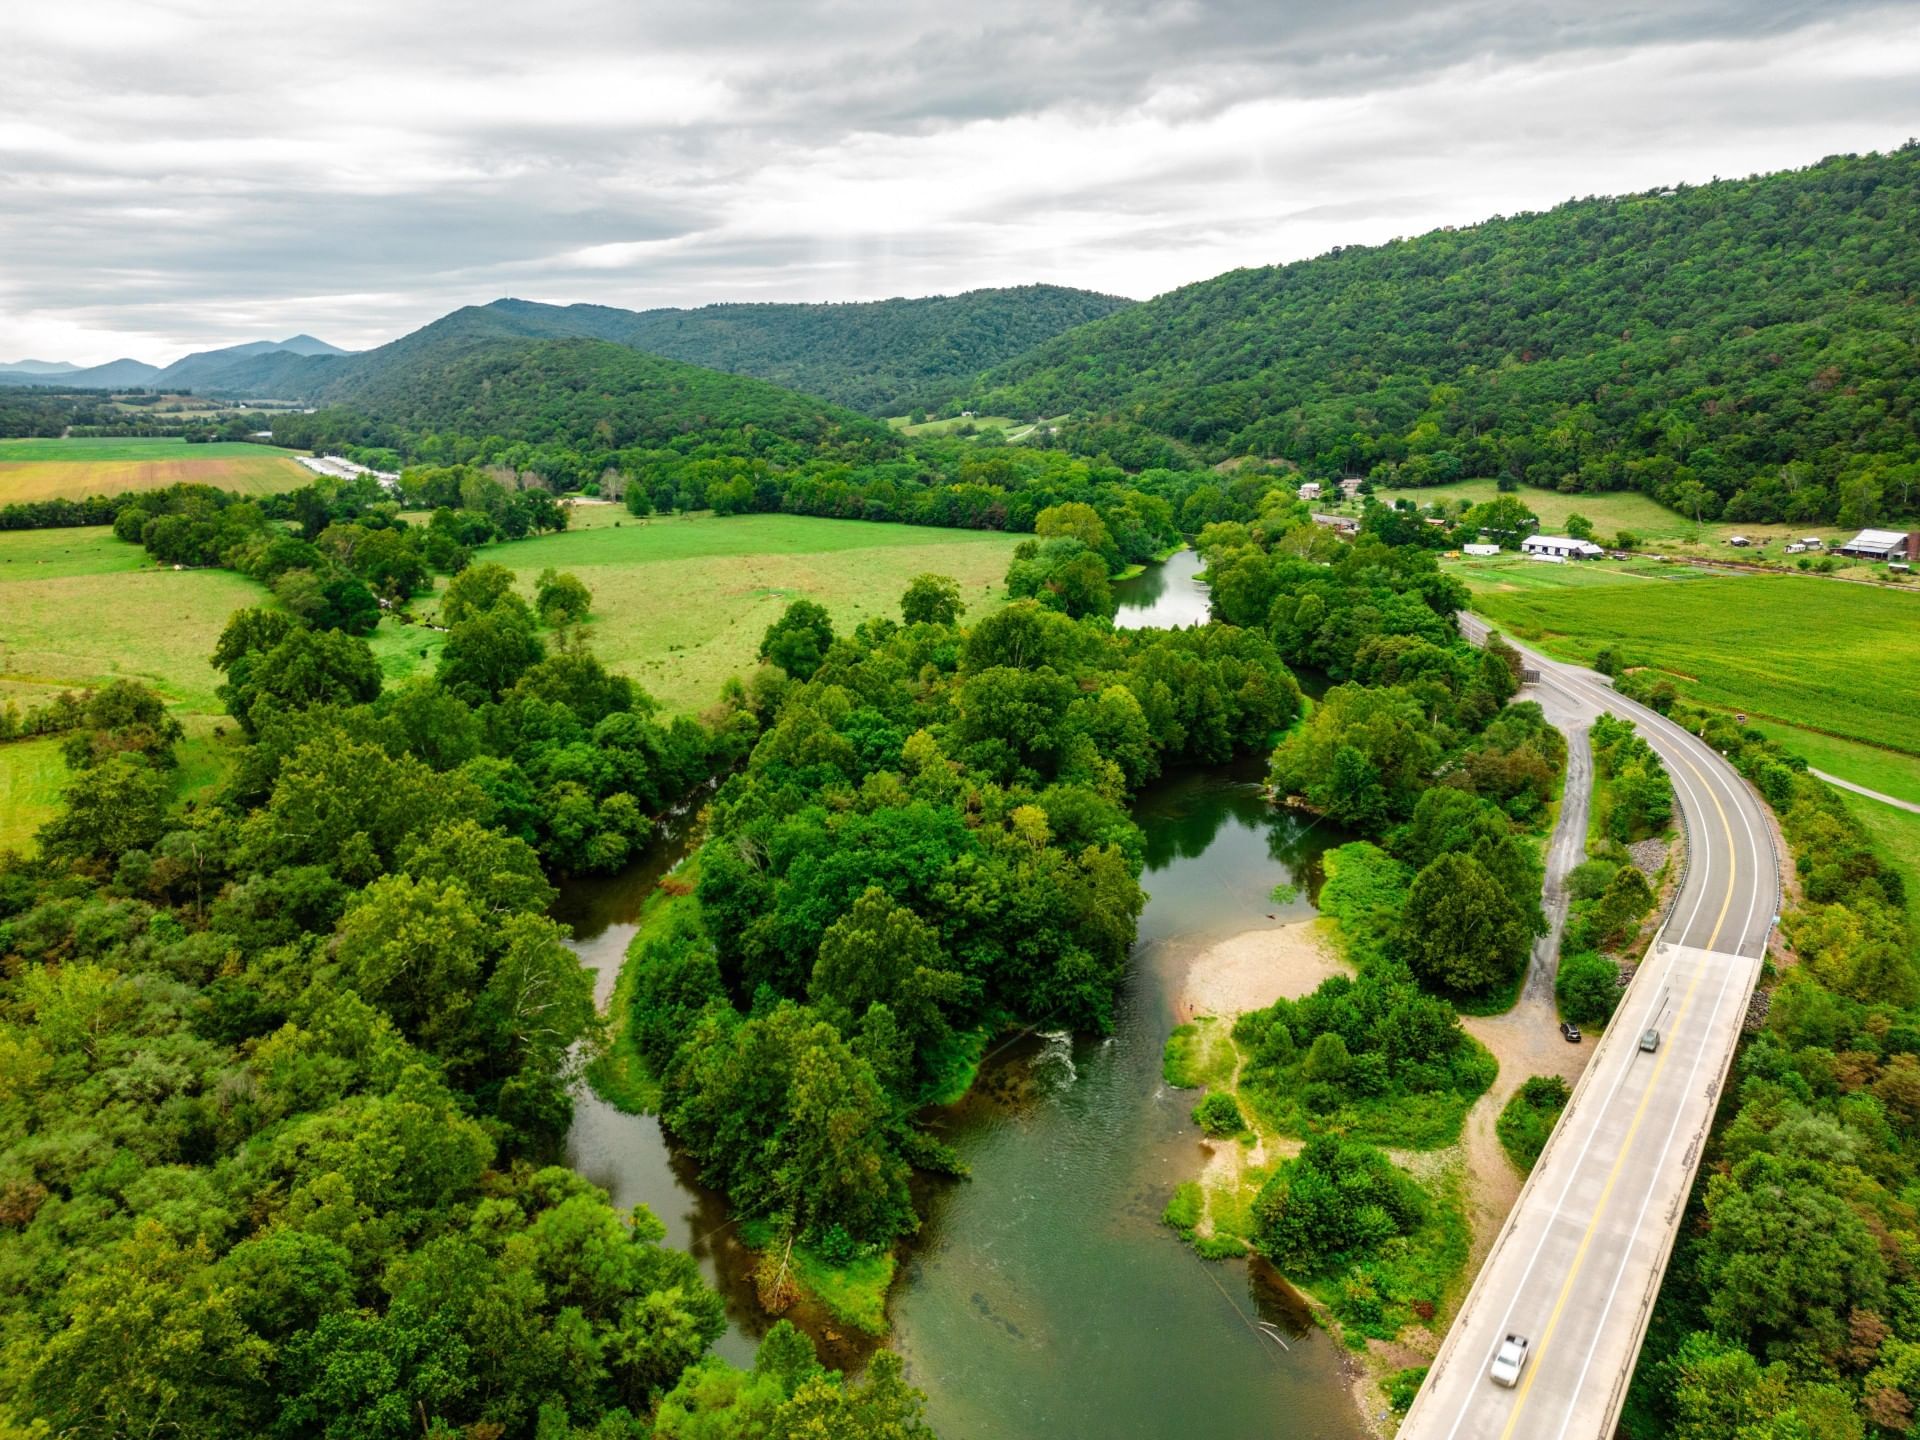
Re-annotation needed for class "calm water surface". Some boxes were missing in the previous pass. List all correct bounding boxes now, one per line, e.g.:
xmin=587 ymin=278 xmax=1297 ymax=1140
xmin=1114 ymin=546 xmax=1211 ymax=628
xmin=557 ymin=547 xmax=1364 ymax=1436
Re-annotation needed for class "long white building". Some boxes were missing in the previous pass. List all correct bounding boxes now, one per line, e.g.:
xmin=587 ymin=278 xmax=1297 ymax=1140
xmin=1521 ymin=534 xmax=1603 ymax=560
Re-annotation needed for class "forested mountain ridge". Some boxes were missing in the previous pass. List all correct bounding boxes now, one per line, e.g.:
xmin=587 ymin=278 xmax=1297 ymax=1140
xmin=5 ymin=286 xmax=1131 ymax=414
xmin=966 ymin=146 xmax=1920 ymax=525
xmin=291 ymin=338 xmax=901 ymax=462
xmin=323 ymin=287 xmax=1132 ymax=415
xmin=608 ymin=285 xmax=1133 ymax=414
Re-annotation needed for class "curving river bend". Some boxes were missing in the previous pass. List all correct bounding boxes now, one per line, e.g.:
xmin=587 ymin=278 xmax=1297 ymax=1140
xmin=560 ymin=550 xmax=1365 ymax=1437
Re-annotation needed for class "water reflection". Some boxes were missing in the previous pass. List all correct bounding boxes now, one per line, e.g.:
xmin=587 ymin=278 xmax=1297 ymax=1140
xmin=1115 ymin=547 xmax=1211 ymax=628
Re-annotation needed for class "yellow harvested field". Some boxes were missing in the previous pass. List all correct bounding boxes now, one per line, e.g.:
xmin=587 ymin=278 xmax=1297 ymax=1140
xmin=0 ymin=454 xmax=310 ymax=504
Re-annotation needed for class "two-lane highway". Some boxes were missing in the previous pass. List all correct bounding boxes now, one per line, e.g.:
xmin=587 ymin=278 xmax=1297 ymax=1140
xmin=1400 ymin=620 xmax=1777 ymax=1440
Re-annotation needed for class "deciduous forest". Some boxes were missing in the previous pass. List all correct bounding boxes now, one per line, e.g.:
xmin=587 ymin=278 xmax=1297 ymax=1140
xmin=967 ymin=147 xmax=1920 ymax=526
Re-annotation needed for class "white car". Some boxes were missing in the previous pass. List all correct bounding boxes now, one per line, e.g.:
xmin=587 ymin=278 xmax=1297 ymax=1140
xmin=1490 ymin=1334 xmax=1530 ymax=1388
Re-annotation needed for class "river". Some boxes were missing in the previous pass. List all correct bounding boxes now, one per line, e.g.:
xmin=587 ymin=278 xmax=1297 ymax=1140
xmin=1113 ymin=544 xmax=1212 ymax=628
xmin=558 ymin=547 xmax=1365 ymax=1435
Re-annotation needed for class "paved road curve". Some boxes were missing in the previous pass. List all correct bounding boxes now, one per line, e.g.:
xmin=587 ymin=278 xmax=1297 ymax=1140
xmin=1400 ymin=621 xmax=1778 ymax=1440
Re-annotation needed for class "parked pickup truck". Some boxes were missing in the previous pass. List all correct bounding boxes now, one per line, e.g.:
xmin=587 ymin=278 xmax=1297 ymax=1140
xmin=1490 ymin=1334 xmax=1531 ymax=1388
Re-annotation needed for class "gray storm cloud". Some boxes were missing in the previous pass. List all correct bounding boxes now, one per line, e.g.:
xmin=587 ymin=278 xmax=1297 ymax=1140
xmin=2 ymin=0 xmax=1916 ymax=362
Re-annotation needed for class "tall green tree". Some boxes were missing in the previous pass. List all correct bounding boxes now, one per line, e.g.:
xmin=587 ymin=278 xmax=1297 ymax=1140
xmin=1400 ymin=851 xmax=1532 ymax=992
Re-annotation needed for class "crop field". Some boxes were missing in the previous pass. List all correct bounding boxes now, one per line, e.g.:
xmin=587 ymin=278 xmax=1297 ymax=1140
xmin=0 ymin=436 xmax=311 ymax=504
xmin=422 ymin=512 xmax=1024 ymax=713
xmin=1459 ymin=560 xmax=1920 ymax=754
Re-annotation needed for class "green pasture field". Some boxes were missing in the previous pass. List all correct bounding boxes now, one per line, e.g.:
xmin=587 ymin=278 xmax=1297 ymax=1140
xmin=413 ymin=512 xmax=1024 ymax=714
xmin=1446 ymin=554 xmax=1721 ymax=594
xmin=886 ymin=413 xmax=1019 ymax=435
xmin=0 ymin=436 xmax=311 ymax=504
xmin=0 ymin=738 xmax=66 ymax=853
xmin=1458 ymin=560 xmax=1920 ymax=755
xmin=1750 ymin=721 xmax=1920 ymax=808
xmin=0 ymin=525 xmax=271 ymax=850
xmin=1377 ymin=480 xmax=1692 ymax=541
xmin=0 ymin=512 xmax=1023 ymax=846
xmin=0 ymin=526 xmax=260 ymax=714
xmin=367 ymin=618 xmax=448 ymax=682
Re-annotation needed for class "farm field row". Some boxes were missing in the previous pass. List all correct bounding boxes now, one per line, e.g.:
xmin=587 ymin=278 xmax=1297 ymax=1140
xmin=1457 ymin=556 xmax=1920 ymax=754
xmin=0 ymin=436 xmax=312 ymax=504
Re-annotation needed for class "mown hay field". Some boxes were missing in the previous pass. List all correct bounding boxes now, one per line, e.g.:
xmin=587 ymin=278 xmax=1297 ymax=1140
xmin=0 ymin=525 xmax=272 ymax=851
xmin=1460 ymin=562 xmax=1920 ymax=755
xmin=0 ymin=436 xmax=311 ymax=503
xmin=430 ymin=512 xmax=1024 ymax=714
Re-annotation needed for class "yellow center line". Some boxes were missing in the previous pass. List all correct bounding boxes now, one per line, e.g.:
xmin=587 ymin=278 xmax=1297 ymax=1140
xmin=1494 ymin=747 xmax=1737 ymax=1439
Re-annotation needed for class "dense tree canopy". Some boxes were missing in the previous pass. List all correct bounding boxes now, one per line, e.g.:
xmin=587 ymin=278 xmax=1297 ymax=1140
xmin=631 ymin=590 xmax=1305 ymax=1254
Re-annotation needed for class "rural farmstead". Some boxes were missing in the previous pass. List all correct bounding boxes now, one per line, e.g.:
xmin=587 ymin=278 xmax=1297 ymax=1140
xmin=1521 ymin=534 xmax=1604 ymax=560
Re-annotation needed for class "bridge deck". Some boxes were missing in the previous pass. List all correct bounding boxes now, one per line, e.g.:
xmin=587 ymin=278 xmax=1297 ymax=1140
xmin=1400 ymin=941 xmax=1760 ymax=1439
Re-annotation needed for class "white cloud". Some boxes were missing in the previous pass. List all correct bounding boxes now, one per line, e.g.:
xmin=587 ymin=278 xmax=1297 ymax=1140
xmin=0 ymin=0 xmax=1915 ymax=363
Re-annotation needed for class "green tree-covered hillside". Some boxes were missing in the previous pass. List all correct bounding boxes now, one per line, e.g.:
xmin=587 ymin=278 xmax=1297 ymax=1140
xmin=611 ymin=285 xmax=1132 ymax=415
xmin=969 ymin=146 xmax=1920 ymax=525
xmin=168 ymin=286 xmax=1133 ymax=416
xmin=322 ymin=338 xmax=898 ymax=457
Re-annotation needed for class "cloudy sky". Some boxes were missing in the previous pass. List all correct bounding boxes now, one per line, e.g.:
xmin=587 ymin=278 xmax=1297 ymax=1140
xmin=4 ymin=0 xmax=1917 ymax=364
